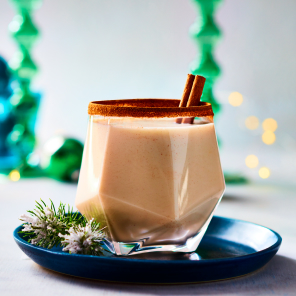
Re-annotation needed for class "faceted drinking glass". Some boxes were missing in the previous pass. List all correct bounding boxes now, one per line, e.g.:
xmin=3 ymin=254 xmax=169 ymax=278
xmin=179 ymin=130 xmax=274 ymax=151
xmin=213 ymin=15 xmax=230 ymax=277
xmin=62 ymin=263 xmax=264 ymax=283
xmin=75 ymin=99 xmax=225 ymax=256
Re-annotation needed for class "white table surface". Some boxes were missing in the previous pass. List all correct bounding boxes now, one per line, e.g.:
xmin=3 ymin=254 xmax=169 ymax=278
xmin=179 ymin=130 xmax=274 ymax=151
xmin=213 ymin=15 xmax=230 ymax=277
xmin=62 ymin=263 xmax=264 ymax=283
xmin=1 ymin=178 xmax=296 ymax=295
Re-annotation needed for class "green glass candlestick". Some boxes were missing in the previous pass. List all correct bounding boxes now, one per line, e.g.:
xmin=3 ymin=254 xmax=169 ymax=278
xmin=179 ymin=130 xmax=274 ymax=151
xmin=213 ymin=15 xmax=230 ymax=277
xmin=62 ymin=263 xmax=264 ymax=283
xmin=7 ymin=0 xmax=43 ymax=177
xmin=190 ymin=0 xmax=247 ymax=184
xmin=190 ymin=0 xmax=222 ymax=116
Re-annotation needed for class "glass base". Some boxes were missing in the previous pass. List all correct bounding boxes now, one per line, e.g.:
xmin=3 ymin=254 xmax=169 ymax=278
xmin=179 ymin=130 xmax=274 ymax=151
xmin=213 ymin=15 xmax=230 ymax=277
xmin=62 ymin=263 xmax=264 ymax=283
xmin=109 ymin=213 xmax=214 ymax=256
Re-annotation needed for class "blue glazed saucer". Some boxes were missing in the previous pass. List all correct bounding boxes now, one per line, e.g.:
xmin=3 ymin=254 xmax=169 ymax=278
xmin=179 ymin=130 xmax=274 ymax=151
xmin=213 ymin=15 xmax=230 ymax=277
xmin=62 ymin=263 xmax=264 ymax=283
xmin=13 ymin=216 xmax=281 ymax=284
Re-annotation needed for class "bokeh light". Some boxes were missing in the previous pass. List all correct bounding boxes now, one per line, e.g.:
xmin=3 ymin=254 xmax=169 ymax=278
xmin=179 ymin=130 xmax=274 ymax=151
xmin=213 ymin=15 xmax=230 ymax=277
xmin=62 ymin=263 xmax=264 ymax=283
xmin=245 ymin=116 xmax=259 ymax=130
xmin=259 ymin=167 xmax=270 ymax=179
xmin=228 ymin=92 xmax=243 ymax=106
xmin=245 ymin=155 xmax=259 ymax=168
xmin=262 ymin=131 xmax=276 ymax=145
xmin=9 ymin=170 xmax=20 ymax=182
xmin=262 ymin=118 xmax=278 ymax=132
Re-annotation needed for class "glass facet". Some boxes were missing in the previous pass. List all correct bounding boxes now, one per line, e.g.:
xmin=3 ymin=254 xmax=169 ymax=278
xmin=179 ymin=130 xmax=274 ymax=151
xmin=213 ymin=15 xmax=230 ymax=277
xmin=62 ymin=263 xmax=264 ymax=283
xmin=76 ymin=116 xmax=225 ymax=256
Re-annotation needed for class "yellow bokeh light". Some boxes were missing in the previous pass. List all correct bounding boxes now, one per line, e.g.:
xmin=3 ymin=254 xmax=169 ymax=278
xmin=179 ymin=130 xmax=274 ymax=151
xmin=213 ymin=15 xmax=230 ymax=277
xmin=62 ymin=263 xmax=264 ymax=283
xmin=9 ymin=170 xmax=20 ymax=182
xmin=262 ymin=131 xmax=276 ymax=145
xmin=245 ymin=155 xmax=259 ymax=168
xmin=228 ymin=92 xmax=243 ymax=107
xmin=262 ymin=118 xmax=278 ymax=132
xmin=245 ymin=116 xmax=259 ymax=130
xmin=259 ymin=167 xmax=270 ymax=179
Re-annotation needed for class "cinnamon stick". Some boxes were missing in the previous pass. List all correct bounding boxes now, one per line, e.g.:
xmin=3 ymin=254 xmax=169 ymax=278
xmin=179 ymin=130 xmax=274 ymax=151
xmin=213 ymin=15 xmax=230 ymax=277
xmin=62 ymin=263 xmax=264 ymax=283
xmin=187 ymin=75 xmax=206 ymax=107
xmin=176 ymin=74 xmax=195 ymax=124
xmin=183 ymin=75 xmax=206 ymax=124
xmin=180 ymin=74 xmax=195 ymax=107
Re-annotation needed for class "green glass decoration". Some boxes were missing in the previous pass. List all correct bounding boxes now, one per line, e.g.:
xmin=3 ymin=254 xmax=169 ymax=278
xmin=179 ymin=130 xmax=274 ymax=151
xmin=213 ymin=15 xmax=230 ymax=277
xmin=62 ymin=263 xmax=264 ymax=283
xmin=7 ymin=0 xmax=43 ymax=176
xmin=190 ymin=0 xmax=222 ymax=116
xmin=41 ymin=137 xmax=84 ymax=183
xmin=190 ymin=0 xmax=247 ymax=184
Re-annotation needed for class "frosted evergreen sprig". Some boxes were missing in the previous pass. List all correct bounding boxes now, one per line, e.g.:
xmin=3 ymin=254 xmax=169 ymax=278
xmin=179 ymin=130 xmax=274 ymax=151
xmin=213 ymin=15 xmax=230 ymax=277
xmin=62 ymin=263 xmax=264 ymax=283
xmin=19 ymin=200 xmax=106 ymax=255
xmin=59 ymin=218 xmax=106 ymax=256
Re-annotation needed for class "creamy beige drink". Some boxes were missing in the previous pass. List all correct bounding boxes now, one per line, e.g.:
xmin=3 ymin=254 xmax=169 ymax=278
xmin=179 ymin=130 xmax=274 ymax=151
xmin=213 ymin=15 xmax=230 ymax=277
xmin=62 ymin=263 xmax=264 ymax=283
xmin=76 ymin=117 xmax=225 ymax=253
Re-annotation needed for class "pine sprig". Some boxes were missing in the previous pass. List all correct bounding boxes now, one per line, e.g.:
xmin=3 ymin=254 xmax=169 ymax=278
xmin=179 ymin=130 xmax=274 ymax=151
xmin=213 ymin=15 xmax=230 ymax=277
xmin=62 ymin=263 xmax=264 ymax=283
xmin=19 ymin=199 xmax=106 ymax=256
xmin=59 ymin=218 xmax=106 ymax=256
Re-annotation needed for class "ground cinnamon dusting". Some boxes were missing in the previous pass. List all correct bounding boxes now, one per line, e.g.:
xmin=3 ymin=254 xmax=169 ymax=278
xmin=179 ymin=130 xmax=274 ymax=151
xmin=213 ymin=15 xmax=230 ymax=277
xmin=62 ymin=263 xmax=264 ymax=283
xmin=88 ymin=99 xmax=213 ymax=118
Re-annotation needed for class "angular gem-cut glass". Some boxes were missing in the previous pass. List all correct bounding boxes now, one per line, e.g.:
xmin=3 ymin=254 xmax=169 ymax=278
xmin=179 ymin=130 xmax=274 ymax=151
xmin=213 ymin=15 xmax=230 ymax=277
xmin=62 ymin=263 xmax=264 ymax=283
xmin=76 ymin=99 xmax=225 ymax=256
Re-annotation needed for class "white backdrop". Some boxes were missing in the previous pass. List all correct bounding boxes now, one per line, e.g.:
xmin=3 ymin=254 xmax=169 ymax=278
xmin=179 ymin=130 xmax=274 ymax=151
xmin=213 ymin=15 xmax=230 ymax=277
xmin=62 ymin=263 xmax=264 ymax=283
xmin=0 ymin=0 xmax=295 ymax=182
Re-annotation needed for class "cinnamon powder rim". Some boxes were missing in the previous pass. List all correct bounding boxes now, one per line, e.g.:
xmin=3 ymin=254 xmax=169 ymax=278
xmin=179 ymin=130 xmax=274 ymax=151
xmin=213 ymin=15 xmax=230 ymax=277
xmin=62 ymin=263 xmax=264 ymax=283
xmin=88 ymin=99 xmax=214 ymax=118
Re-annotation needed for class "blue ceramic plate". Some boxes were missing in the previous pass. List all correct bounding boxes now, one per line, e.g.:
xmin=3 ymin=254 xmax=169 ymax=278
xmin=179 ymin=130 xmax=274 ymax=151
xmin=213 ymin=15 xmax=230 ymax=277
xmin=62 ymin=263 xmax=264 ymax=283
xmin=13 ymin=216 xmax=281 ymax=284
